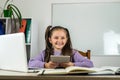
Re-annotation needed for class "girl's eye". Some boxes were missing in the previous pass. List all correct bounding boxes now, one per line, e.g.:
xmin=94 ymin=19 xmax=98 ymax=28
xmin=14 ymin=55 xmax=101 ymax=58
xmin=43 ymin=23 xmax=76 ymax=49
xmin=53 ymin=36 xmax=66 ymax=39
xmin=61 ymin=37 xmax=65 ymax=39
xmin=54 ymin=36 xmax=59 ymax=39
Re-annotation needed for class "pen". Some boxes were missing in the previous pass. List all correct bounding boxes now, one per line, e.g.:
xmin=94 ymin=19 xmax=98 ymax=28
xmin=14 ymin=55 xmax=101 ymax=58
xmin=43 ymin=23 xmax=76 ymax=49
xmin=41 ymin=70 xmax=45 ymax=75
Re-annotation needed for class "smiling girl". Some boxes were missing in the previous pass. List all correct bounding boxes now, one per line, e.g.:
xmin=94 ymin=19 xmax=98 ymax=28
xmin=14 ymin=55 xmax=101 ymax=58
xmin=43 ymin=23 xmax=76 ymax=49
xmin=28 ymin=25 xmax=93 ymax=68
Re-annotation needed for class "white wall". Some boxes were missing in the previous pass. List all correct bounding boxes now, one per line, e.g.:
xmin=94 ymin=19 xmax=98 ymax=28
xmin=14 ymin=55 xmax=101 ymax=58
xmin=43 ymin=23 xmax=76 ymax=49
xmin=52 ymin=3 xmax=120 ymax=55
xmin=0 ymin=0 xmax=120 ymax=67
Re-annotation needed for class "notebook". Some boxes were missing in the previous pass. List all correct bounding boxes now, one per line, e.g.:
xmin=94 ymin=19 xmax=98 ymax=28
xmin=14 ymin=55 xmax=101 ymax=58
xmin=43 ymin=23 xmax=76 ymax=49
xmin=0 ymin=33 xmax=41 ymax=73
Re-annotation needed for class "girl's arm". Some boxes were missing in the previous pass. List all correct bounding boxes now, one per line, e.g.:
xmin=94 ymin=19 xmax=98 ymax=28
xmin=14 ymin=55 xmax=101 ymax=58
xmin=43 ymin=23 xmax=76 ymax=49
xmin=28 ymin=50 xmax=45 ymax=68
xmin=73 ymin=51 xmax=94 ymax=68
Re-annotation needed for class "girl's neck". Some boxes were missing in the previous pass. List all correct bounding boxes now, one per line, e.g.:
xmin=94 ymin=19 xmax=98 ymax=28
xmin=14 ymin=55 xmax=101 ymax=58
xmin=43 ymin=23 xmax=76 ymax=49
xmin=54 ymin=49 xmax=61 ymax=52
xmin=54 ymin=49 xmax=62 ymax=55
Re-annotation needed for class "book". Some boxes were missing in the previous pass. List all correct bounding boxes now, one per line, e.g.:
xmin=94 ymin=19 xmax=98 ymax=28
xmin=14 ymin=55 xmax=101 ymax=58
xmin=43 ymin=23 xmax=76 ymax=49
xmin=19 ymin=19 xmax=27 ymax=32
xmin=90 ymin=66 xmax=120 ymax=75
xmin=0 ymin=20 xmax=5 ymax=35
xmin=37 ymin=66 xmax=96 ymax=75
xmin=25 ymin=19 xmax=31 ymax=43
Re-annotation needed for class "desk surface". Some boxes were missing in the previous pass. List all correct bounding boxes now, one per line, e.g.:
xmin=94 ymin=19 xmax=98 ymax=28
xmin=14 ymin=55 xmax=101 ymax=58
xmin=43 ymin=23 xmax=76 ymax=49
xmin=0 ymin=70 xmax=120 ymax=80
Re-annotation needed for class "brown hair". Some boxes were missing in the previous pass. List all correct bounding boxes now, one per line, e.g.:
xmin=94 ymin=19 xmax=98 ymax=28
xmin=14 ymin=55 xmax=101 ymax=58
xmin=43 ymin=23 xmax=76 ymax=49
xmin=44 ymin=25 xmax=73 ymax=62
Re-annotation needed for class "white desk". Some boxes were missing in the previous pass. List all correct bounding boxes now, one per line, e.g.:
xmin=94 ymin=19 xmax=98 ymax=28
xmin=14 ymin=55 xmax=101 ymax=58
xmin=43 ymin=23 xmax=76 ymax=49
xmin=0 ymin=70 xmax=120 ymax=80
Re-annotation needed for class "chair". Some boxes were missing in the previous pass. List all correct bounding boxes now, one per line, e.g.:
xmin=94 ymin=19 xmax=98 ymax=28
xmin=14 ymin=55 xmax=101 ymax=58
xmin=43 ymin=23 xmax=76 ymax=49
xmin=76 ymin=50 xmax=91 ymax=59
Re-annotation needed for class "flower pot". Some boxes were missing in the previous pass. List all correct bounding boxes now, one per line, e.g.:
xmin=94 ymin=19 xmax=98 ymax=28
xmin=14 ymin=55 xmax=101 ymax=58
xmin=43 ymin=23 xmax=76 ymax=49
xmin=3 ymin=9 xmax=12 ymax=17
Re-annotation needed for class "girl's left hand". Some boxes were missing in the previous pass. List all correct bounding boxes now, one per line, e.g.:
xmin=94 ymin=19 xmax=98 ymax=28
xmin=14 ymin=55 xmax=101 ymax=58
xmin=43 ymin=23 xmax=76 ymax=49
xmin=59 ymin=62 xmax=74 ymax=68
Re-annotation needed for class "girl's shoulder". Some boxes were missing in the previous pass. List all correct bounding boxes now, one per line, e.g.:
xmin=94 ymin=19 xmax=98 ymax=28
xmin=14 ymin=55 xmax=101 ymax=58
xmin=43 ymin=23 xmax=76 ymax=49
xmin=38 ymin=50 xmax=45 ymax=55
xmin=72 ymin=49 xmax=84 ymax=57
xmin=72 ymin=49 xmax=79 ymax=54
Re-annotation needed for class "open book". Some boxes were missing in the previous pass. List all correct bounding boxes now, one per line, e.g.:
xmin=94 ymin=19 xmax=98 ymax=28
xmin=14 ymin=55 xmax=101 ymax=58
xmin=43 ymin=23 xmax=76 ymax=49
xmin=90 ymin=66 xmax=120 ymax=75
xmin=38 ymin=66 xmax=96 ymax=75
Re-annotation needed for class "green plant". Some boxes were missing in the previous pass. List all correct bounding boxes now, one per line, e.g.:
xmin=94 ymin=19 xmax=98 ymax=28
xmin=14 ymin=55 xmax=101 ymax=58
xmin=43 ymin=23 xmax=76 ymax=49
xmin=1 ymin=0 xmax=22 ymax=33
xmin=6 ymin=4 xmax=22 ymax=29
xmin=0 ymin=0 xmax=10 ymax=17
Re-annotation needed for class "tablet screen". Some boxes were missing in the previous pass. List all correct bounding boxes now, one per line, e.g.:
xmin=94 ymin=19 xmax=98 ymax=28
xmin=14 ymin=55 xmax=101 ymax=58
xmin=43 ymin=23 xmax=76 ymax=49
xmin=50 ymin=55 xmax=70 ymax=63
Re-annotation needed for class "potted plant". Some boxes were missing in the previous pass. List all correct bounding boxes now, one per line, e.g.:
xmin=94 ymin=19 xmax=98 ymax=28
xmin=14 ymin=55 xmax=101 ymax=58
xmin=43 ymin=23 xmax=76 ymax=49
xmin=1 ymin=0 xmax=22 ymax=33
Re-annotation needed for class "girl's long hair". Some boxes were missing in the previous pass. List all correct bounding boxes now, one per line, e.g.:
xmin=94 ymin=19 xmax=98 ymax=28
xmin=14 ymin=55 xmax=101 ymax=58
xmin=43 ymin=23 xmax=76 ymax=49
xmin=44 ymin=25 xmax=73 ymax=62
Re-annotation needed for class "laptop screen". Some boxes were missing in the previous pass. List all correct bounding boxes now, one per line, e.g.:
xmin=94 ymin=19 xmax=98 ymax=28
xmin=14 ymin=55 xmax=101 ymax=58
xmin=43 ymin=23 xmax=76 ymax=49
xmin=0 ymin=33 xmax=28 ymax=72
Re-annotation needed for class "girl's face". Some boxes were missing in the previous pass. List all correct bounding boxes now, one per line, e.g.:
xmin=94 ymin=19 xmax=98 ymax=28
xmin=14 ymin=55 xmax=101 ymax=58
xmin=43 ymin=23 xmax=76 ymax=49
xmin=49 ymin=30 xmax=68 ymax=51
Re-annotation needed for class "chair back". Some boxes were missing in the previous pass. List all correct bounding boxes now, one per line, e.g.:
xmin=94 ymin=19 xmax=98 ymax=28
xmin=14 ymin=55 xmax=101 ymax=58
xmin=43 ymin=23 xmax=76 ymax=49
xmin=77 ymin=50 xmax=91 ymax=59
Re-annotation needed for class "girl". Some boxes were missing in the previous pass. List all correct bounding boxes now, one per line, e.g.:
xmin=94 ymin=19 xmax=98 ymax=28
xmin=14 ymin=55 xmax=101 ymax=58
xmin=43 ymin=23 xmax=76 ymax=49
xmin=28 ymin=25 xmax=93 ymax=68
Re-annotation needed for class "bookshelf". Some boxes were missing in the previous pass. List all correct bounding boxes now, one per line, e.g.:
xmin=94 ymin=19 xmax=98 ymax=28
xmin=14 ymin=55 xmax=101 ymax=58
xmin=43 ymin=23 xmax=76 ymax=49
xmin=0 ymin=18 xmax=39 ymax=62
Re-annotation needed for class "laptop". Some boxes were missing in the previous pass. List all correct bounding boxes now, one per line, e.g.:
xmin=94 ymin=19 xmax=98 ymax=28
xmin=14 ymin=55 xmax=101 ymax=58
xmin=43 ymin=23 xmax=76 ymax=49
xmin=0 ymin=33 xmax=41 ymax=73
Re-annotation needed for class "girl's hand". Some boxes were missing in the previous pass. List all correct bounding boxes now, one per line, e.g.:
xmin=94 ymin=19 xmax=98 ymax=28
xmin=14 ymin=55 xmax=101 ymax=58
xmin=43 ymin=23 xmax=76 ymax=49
xmin=44 ymin=61 xmax=58 ymax=69
xmin=60 ymin=62 xmax=74 ymax=68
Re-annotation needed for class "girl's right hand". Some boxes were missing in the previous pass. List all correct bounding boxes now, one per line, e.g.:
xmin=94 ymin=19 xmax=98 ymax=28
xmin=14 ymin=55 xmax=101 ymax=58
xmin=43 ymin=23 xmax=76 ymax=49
xmin=44 ymin=61 xmax=58 ymax=69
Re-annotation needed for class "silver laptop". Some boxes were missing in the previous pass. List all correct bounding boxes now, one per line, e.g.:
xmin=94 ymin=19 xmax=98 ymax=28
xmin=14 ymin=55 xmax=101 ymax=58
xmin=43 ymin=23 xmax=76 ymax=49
xmin=0 ymin=33 xmax=40 ymax=73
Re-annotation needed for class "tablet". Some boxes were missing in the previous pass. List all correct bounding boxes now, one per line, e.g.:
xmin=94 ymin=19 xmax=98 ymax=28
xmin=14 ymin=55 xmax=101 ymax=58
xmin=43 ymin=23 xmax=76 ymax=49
xmin=50 ymin=55 xmax=70 ymax=63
